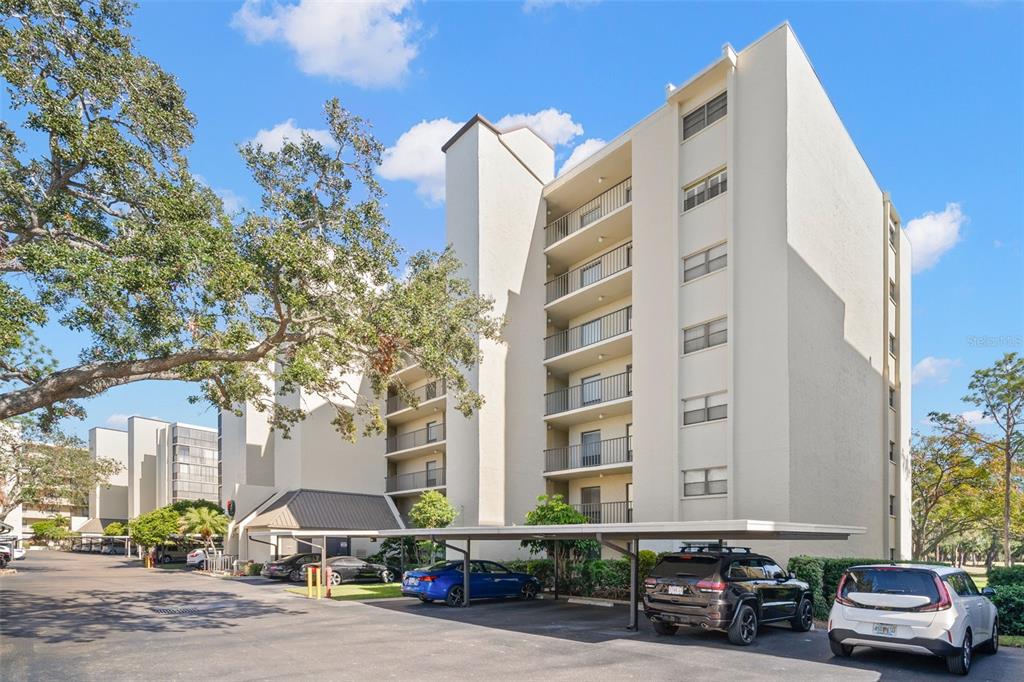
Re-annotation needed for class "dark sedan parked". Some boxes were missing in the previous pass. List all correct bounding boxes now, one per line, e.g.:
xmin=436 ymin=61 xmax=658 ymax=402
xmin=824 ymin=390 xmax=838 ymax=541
xmin=300 ymin=556 xmax=397 ymax=585
xmin=260 ymin=553 xmax=329 ymax=582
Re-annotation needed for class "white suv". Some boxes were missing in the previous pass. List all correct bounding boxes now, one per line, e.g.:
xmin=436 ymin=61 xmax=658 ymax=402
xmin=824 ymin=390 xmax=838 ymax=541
xmin=828 ymin=564 xmax=999 ymax=675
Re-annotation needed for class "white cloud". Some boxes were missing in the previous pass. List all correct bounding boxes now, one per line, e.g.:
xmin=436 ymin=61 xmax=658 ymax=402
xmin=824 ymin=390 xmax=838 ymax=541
xmin=105 ymin=414 xmax=129 ymax=428
xmin=216 ymin=188 xmax=246 ymax=214
xmin=558 ymin=138 xmax=607 ymax=176
xmin=523 ymin=0 xmax=599 ymax=12
xmin=249 ymin=119 xmax=337 ymax=152
xmin=912 ymin=356 xmax=961 ymax=386
xmin=379 ymin=118 xmax=462 ymax=204
xmin=904 ymin=202 xmax=967 ymax=273
xmin=495 ymin=109 xmax=582 ymax=147
xmin=231 ymin=0 xmax=419 ymax=88
xmin=960 ymin=409 xmax=995 ymax=426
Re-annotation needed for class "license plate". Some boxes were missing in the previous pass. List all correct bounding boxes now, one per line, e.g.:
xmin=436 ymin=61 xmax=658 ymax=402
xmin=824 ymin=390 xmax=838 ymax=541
xmin=667 ymin=585 xmax=687 ymax=596
xmin=405 ymin=578 xmax=419 ymax=587
xmin=873 ymin=623 xmax=897 ymax=636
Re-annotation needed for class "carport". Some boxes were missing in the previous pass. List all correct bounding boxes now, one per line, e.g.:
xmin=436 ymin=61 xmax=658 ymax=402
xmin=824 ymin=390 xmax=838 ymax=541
xmin=379 ymin=520 xmax=864 ymax=630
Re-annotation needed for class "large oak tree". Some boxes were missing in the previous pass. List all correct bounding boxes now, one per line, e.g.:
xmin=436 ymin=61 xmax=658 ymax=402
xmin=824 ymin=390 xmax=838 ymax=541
xmin=0 ymin=0 xmax=499 ymax=436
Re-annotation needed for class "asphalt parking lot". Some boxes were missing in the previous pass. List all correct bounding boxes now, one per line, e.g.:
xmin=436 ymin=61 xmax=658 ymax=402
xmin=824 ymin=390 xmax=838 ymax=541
xmin=1 ymin=551 xmax=1020 ymax=681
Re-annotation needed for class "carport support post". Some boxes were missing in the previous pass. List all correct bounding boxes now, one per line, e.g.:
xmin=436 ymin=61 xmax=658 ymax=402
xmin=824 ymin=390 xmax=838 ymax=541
xmin=321 ymin=535 xmax=327 ymax=589
xmin=463 ymin=538 xmax=470 ymax=607
xmin=598 ymin=535 xmax=639 ymax=632
xmin=552 ymin=540 xmax=559 ymax=601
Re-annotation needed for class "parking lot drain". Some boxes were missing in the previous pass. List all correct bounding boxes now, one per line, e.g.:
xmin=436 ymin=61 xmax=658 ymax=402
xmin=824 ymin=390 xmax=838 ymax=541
xmin=151 ymin=607 xmax=201 ymax=615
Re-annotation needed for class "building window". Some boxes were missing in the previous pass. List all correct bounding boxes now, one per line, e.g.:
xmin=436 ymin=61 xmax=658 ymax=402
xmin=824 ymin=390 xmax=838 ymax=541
xmin=889 ymin=386 xmax=896 ymax=409
xmin=683 ymin=467 xmax=727 ymax=497
xmin=889 ymin=548 xmax=895 ymax=561
xmin=889 ymin=333 xmax=897 ymax=356
xmin=682 ymin=92 xmax=727 ymax=140
xmin=683 ymin=243 xmax=727 ymax=282
xmin=889 ymin=494 xmax=896 ymax=517
xmin=889 ymin=279 xmax=898 ymax=303
xmin=683 ymin=392 xmax=727 ymax=425
xmin=683 ymin=318 xmax=728 ymax=354
xmin=889 ymin=222 xmax=897 ymax=247
xmin=683 ymin=168 xmax=727 ymax=212
xmin=889 ymin=440 xmax=896 ymax=462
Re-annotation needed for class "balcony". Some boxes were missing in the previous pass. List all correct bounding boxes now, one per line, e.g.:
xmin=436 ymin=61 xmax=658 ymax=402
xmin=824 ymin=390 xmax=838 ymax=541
xmin=385 ymin=379 xmax=446 ymax=424
xmin=545 ymin=242 xmax=632 ymax=325
xmin=544 ymin=306 xmax=632 ymax=376
xmin=386 ymin=423 xmax=445 ymax=459
xmin=571 ymin=500 xmax=633 ymax=524
xmin=545 ymin=178 xmax=632 ymax=268
xmin=544 ymin=436 xmax=632 ymax=478
xmin=385 ymin=467 xmax=446 ymax=495
xmin=545 ymin=370 xmax=632 ymax=427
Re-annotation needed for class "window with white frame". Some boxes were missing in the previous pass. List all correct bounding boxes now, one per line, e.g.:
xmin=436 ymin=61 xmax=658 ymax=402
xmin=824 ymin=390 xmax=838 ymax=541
xmin=683 ymin=243 xmax=727 ymax=282
xmin=682 ymin=92 xmax=727 ymax=140
xmin=683 ymin=467 xmax=727 ymax=497
xmin=889 ymin=332 xmax=897 ymax=356
xmin=682 ymin=169 xmax=727 ymax=212
xmin=682 ymin=392 xmax=727 ymax=425
xmin=683 ymin=318 xmax=728 ymax=354
xmin=889 ymin=279 xmax=898 ymax=303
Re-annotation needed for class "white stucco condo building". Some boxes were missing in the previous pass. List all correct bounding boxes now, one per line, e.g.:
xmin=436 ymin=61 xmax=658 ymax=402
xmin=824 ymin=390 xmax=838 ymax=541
xmin=220 ymin=23 xmax=911 ymax=564
xmin=439 ymin=22 xmax=911 ymax=561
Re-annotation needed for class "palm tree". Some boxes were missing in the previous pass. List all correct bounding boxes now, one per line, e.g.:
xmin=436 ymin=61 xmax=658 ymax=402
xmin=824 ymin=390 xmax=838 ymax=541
xmin=180 ymin=507 xmax=228 ymax=550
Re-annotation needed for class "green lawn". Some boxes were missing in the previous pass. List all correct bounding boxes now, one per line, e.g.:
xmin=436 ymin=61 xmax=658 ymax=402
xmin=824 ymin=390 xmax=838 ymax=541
xmin=286 ymin=583 xmax=404 ymax=601
xmin=1000 ymin=635 xmax=1024 ymax=648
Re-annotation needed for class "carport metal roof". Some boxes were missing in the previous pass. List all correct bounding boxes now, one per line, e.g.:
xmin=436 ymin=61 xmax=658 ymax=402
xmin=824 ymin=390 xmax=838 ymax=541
xmin=253 ymin=520 xmax=863 ymax=630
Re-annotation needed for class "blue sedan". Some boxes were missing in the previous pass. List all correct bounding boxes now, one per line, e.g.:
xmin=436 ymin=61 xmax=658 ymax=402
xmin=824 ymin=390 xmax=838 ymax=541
xmin=402 ymin=559 xmax=541 ymax=607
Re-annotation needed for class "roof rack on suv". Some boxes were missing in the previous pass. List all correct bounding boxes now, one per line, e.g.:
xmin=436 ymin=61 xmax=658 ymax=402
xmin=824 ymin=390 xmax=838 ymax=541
xmin=679 ymin=544 xmax=751 ymax=554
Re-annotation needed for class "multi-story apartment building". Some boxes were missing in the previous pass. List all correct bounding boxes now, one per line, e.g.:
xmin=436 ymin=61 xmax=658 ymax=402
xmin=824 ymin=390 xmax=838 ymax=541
xmin=221 ymin=23 xmax=911 ymax=563
xmin=86 ymin=417 xmax=221 ymax=526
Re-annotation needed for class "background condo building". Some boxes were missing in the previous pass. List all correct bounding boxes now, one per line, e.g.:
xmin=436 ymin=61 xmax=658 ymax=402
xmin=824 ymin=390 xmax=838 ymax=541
xmin=220 ymin=23 xmax=910 ymax=564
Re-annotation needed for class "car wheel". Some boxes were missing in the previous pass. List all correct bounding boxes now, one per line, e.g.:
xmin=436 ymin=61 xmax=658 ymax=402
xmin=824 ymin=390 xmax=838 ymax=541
xmin=829 ymin=638 xmax=854 ymax=657
xmin=380 ymin=570 xmax=394 ymax=583
xmin=651 ymin=620 xmax=678 ymax=636
xmin=521 ymin=581 xmax=538 ymax=600
xmin=728 ymin=604 xmax=758 ymax=646
xmin=446 ymin=585 xmax=466 ymax=607
xmin=946 ymin=630 xmax=971 ymax=675
xmin=288 ymin=568 xmax=301 ymax=582
xmin=330 ymin=572 xmax=342 ymax=586
xmin=791 ymin=597 xmax=813 ymax=632
xmin=418 ymin=596 xmax=433 ymax=603
xmin=981 ymin=620 xmax=998 ymax=655
xmin=160 ymin=555 xmax=171 ymax=564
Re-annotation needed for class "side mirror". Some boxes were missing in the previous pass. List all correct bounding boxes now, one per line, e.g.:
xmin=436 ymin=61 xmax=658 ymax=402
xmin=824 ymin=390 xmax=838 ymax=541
xmin=981 ymin=587 xmax=996 ymax=597
xmin=789 ymin=571 xmax=797 ymax=580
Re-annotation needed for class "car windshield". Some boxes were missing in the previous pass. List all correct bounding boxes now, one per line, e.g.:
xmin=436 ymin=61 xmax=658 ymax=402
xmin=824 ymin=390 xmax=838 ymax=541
xmin=841 ymin=569 xmax=941 ymax=605
xmin=651 ymin=555 xmax=719 ymax=579
xmin=426 ymin=560 xmax=461 ymax=572
xmin=276 ymin=553 xmax=307 ymax=563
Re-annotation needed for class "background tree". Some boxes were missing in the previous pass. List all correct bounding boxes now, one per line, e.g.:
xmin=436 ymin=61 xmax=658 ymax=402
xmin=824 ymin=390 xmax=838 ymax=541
xmin=408 ymin=490 xmax=457 ymax=564
xmin=103 ymin=520 xmax=126 ymax=537
xmin=127 ymin=506 xmax=179 ymax=552
xmin=910 ymin=417 xmax=992 ymax=559
xmin=0 ymin=0 xmax=499 ymax=438
xmin=0 ymin=417 xmax=121 ymax=519
xmin=30 ymin=513 xmax=71 ymax=544
xmin=521 ymin=494 xmax=600 ymax=581
xmin=180 ymin=506 xmax=227 ymax=551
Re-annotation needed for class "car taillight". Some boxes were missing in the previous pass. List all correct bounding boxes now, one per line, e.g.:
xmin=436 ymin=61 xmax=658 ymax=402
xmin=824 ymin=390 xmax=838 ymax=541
xmin=695 ymin=580 xmax=726 ymax=593
xmin=834 ymin=573 xmax=854 ymax=606
xmin=419 ymin=575 xmax=436 ymax=582
xmin=915 ymin=574 xmax=952 ymax=612
xmin=644 ymin=578 xmax=657 ymax=588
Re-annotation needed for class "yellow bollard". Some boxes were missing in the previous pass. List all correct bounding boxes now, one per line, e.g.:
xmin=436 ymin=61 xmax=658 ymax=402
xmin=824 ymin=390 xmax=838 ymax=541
xmin=307 ymin=565 xmax=314 ymax=598
xmin=317 ymin=567 xmax=323 ymax=600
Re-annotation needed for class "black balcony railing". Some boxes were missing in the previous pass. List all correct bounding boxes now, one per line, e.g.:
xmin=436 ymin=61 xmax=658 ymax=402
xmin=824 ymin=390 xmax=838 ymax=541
xmin=386 ymin=379 xmax=446 ymax=415
xmin=385 ymin=467 xmax=446 ymax=493
xmin=545 ymin=306 xmax=632 ymax=359
xmin=545 ymin=436 xmax=632 ymax=472
xmin=571 ymin=500 xmax=633 ymax=524
xmin=545 ymin=242 xmax=632 ymax=304
xmin=545 ymin=177 xmax=632 ymax=247
xmin=386 ymin=423 xmax=445 ymax=454
xmin=545 ymin=370 xmax=631 ymax=416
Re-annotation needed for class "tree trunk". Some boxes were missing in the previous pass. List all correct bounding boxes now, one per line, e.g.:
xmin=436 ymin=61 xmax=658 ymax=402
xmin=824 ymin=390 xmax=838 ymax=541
xmin=1005 ymin=433 xmax=1013 ymax=567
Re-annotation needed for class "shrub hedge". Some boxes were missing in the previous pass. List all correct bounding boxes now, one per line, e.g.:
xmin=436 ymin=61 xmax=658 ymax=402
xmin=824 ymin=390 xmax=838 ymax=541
xmin=245 ymin=562 xmax=264 ymax=576
xmin=504 ymin=550 xmax=659 ymax=600
xmin=988 ymin=565 xmax=1024 ymax=587
xmin=991 ymin=585 xmax=1024 ymax=636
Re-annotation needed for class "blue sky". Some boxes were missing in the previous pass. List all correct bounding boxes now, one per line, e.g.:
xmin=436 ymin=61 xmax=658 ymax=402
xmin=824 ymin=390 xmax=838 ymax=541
xmin=26 ymin=0 xmax=1024 ymax=439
